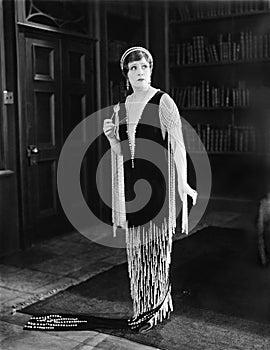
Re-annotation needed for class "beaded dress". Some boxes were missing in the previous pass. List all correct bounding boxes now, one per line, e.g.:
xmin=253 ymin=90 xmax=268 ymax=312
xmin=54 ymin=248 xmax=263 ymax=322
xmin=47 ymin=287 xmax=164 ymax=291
xmin=111 ymin=90 xmax=197 ymax=329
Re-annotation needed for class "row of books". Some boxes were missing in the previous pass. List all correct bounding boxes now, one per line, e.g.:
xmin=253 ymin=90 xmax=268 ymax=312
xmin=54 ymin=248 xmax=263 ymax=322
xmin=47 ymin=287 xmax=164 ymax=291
xmin=108 ymin=40 xmax=128 ymax=63
xmin=170 ymin=81 xmax=250 ymax=108
xmin=170 ymin=0 xmax=270 ymax=21
xmin=184 ymin=124 xmax=257 ymax=153
xmin=171 ymin=32 xmax=270 ymax=65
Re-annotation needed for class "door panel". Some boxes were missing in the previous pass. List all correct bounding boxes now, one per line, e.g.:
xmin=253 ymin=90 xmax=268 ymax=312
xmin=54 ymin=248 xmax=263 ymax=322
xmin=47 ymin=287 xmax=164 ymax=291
xmin=37 ymin=159 xmax=57 ymax=217
xmin=35 ymin=91 xmax=55 ymax=146
xmin=33 ymin=44 xmax=55 ymax=81
xmin=62 ymin=39 xmax=95 ymax=199
xmin=62 ymin=39 xmax=95 ymax=138
xmin=21 ymin=31 xmax=95 ymax=243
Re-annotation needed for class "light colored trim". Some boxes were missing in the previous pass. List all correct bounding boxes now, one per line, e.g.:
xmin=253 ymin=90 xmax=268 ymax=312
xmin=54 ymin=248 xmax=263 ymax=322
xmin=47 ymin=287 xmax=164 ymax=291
xmin=17 ymin=21 xmax=97 ymax=40
xmin=0 ymin=170 xmax=14 ymax=177
xmin=15 ymin=0 xmax=25 ymax=23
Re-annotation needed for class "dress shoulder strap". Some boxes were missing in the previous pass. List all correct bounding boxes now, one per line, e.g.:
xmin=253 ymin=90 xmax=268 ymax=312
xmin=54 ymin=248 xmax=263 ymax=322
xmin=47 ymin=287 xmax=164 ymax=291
xmin=150 ymin=90 xmax=165 ymax=105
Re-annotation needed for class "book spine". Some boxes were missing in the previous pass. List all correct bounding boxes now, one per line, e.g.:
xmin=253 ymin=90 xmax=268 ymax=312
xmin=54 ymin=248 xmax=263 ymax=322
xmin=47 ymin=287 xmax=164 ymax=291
xmin=192 ymin=36 xmax=198 ymax=63
xmin=201 ymin=36 xmax=206 ymax=63
xmin=234 ymin=126 xmax=238 ymax=151
xmin=197 ymin=85 xmax=201 ymax=107
xmin=245 ymin=31 xmax=249 ymax=60
xmin=182 ymin=43 xmax=186 ymax=65
xmin=239 ymin=128 xmax=244 ymax=152
xmin=220 ymin=86 xmax=224 ymax=107
xmin=210 ymin=127 xmax=214 ymax=152
xmin=214 ymin=129 xmax=218 ymax=152
xmin=212 ymin=43 xmax=219 ymax=61
xmin=253 ymin=34 xmax=258 ymax=59
xmin=258 ymin=34 xmax=263 ymax=59
xmin=227 ymin=124 xmax=232 ymax=151
xmin=228 ymin=33 xmax=232 ymax=61
xmin=249 ymin=31 xmax=253 ymax=59
xmin=263 ymin=33 xmax=268 ymax=59
xmin=196 ymin=124 xmax=202 ymax=151
xmin=201 ymin=80 xmax=205 ymax=108
xmin=219 ymin=129 xmax=224 ymax=152
xmin=240 ymin=31 xmax=245 ymax=60
xmin=206 ymin=124 xmax=210 ymax=151
xmin=206 ymin=81 xmax=210 ymax=107
xmin=244 ymin=127 xmax=249 ymax=152
xmin=205 ymin=39 xmax=212 ymax=62
xmin=218 ymin=34 xmax=223 ymax=61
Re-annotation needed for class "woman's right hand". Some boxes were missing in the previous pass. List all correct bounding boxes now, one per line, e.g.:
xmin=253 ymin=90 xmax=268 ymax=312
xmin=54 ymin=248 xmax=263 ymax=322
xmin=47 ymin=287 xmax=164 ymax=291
xmin=103 ymin=119 xmax=116 ymax=140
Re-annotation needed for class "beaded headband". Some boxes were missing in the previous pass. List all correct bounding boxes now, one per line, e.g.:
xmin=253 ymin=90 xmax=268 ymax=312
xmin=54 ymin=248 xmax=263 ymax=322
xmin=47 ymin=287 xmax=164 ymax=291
xmin=120 ymin=46 xmax=153 ymax=70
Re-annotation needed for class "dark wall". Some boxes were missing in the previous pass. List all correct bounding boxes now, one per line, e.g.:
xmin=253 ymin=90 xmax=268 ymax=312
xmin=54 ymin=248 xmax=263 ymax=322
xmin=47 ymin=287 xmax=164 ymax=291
xmin=0 ymin=0 xmax=20 ymax=256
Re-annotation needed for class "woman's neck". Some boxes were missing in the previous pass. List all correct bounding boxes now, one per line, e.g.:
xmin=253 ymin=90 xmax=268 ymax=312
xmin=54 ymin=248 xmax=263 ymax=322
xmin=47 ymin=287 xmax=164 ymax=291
xmin=132 ymin=85 xmax=153 ymax=100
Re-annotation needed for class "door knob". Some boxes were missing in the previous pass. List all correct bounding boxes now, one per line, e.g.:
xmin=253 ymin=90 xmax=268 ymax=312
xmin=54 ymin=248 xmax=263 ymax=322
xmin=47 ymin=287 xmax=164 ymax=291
xmin=27 ymin=145 xmax=39 ymax=154
xmin=27 ymin=145 xmax=39 ymax=166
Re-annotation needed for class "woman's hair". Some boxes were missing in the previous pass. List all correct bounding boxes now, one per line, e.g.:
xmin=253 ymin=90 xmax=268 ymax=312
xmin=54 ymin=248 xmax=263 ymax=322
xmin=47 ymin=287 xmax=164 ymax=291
xmin=122 ymin=50 xmax=153 ymax=78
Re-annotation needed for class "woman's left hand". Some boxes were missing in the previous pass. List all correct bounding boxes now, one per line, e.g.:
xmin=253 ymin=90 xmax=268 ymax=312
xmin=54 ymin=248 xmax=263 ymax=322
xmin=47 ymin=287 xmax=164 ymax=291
xmin=190 ymin=189 xmax=198 ymax=205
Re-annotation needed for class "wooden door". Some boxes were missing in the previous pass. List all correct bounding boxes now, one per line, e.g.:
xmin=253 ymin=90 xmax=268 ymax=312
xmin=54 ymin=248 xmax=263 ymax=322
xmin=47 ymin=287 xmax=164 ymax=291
xmin=62 ymin=39 xmax=95 ymax=199
xmin=24 ymin=33 xmax=65 ymax=242
xmin=20 ymin=31 xmax=95 ymax=244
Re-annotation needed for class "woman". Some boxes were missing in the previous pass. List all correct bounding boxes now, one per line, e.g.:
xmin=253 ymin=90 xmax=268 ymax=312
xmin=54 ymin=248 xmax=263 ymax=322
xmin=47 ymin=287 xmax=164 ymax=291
xmin=24 ymin=46 xmax=197 ymax=334
xmin=103 ymin=46 xmax=197 ymax=331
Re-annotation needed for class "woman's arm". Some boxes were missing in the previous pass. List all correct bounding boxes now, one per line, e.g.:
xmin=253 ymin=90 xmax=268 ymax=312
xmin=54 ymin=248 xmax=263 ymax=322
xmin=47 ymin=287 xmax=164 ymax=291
xmin=159 ymin=93 xmax=197 ymax=205
xmin=109 ymin=137 xmax=122 ymax=155
xmin=103 ymin=117 xmax=122 ymax=155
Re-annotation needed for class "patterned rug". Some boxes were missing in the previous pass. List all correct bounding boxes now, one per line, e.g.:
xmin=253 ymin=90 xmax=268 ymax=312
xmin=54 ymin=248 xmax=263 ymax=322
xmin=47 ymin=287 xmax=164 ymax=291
xmin=21 ymin=227 xmax=270 ymax=350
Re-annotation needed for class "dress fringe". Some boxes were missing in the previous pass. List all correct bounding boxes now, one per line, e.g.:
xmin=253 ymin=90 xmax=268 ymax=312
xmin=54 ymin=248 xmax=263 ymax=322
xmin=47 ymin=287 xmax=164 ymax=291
xmin=125 ymin=218 xmax=174 ymax=325
xmin=111 ymin=150 xmax=126 ymax=236
xmin=111 ymin=103 xmax=127 ymax=236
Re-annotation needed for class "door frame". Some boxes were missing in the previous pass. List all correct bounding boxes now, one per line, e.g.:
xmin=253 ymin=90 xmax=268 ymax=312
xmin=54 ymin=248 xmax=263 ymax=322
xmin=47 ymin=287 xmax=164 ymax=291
xmin=16 ymin=24 xmax=31 ymax=248
xmin=0 ymin=0 xmax=7 ymax=170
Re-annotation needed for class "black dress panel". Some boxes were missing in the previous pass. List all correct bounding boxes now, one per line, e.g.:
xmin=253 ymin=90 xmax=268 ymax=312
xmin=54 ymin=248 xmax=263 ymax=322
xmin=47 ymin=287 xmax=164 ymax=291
xmin=118 ymin=91 xmax=169 ymax=228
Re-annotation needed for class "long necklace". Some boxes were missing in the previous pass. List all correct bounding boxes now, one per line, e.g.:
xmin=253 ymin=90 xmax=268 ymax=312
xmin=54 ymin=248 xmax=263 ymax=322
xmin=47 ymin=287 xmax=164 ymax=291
xmin=126 ymin=88 xmax=153 ymax=168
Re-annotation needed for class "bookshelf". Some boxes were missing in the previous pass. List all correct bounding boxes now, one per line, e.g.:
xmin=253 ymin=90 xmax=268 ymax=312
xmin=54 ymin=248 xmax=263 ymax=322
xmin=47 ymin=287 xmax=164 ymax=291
xmin=168 ymin=0 xmax=270 ymax=201
xmin=170 ymin=1 xmax=270 ymax=22
xmin=101 ymin=2 xmax=149 ymax=106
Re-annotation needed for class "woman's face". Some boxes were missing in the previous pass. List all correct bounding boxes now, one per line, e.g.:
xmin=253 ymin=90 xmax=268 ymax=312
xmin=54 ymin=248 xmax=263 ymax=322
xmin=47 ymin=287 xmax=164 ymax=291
xmin=127 ymin=57 xmax=151 ymax=90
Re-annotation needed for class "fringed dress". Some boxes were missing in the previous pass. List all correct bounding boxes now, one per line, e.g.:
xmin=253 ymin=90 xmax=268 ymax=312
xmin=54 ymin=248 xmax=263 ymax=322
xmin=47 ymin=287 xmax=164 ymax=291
xmin=111 ymin=89 xmax=197 ymax=329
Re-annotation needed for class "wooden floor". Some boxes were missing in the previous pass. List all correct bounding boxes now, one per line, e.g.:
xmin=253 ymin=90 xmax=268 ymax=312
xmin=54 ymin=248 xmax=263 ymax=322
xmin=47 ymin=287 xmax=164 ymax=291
xmin=0 ymin=206 xmax=256 ymax=350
